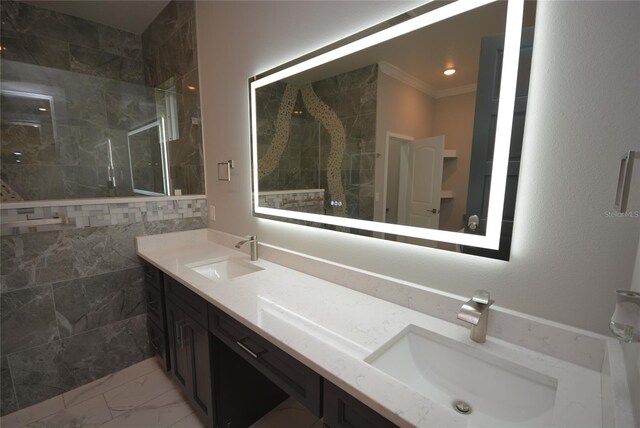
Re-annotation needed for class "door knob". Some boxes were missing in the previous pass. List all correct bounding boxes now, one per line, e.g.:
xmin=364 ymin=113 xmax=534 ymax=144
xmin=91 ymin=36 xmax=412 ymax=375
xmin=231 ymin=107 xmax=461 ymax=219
xmin=468 ymin=214 xmax=479 ymax=231
xmin=428 ymin=208 xmax=440 ymax=214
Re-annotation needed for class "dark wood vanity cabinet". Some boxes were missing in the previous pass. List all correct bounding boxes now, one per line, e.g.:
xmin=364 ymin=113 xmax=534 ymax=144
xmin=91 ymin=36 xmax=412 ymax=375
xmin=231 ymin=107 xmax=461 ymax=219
xmin=164 ymin=276 xmax=214 ymax=425
xmin=323 ymin=381 xmax=398 ymax=428
xmin=164 ymin=275 xmax=290 ymax=428
xmin=152 ymin=265 xmax=398 ymax=428
xmin=142 ymin=261 xmax=170 ymax=371
xmin=208 ymin=304 xmax=323 ymax=417
xmin=166 ymin=301 xmax=214 ymax=423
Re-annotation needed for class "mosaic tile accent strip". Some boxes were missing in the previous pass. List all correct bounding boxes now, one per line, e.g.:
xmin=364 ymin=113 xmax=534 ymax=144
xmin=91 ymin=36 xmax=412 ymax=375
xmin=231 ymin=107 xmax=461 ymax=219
xmin=0 ymin=198 xmax=207 ymax=235
xmin=259 ymin=190 xmax=325 ymax=214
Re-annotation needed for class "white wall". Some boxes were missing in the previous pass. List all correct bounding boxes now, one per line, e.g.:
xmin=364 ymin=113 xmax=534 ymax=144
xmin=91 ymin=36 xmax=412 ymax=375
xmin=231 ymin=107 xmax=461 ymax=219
xmin=197 ymin=1 xmax=640 ymax=335
xmin=374 ymin=71 xmax=435 ymax=223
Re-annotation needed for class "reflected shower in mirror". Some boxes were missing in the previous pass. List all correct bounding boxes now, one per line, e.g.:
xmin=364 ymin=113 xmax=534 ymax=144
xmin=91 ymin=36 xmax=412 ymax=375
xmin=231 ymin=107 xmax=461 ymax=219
xmin=252 ymin=0 xmax=536 ymax=256
xmin=0 ymin=0 xmax=204 ymax=202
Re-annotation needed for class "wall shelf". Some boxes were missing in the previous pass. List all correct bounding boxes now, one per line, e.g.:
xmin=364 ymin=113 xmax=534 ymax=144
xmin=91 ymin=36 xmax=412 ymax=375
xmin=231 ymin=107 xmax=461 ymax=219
xmin=441 ymin=190 xmax=454 ymax=199
xmin=444 ymin=150 xmax=458 ymax=159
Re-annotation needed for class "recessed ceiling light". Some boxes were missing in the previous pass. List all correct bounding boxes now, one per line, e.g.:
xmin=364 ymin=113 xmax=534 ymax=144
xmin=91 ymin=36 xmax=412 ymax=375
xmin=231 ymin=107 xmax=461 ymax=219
xmin=38 ymin=107 xmax=47 ymax=112
xmin=443 ymin=68 xmax=456 ymax=76
xmin=13 ymin=152 xmax=22 ymax=156
xmin=187 ymin=85 xmax=196 ymax=91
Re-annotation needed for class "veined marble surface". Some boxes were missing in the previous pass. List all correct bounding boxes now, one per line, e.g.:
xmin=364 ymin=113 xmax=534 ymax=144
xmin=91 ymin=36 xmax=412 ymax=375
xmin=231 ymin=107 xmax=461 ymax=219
xmin=136 ymin=228 xmax=633 ymax=428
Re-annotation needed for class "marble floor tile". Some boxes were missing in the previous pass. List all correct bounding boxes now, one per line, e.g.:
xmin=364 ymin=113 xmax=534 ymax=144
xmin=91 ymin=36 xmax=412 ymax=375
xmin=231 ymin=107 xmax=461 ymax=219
xmin=99 ymin=387 xmax=193 ymax=428
xmin=167 ymin=412 xmax=206 ymax=428
xmin=103 ymin=367 xmax=176 ymax=417
xmin=0 ymin=396 xmax=64 ymax=428
xmin=2 ymin=357 xmax=322 ymax=428
xmin=249 ymin=397 xmax=320 ymax=428
xmin=62 ymin=356 xmax=161 ymax=408
xmin=25 ymin=395 xmax=111 ymax=428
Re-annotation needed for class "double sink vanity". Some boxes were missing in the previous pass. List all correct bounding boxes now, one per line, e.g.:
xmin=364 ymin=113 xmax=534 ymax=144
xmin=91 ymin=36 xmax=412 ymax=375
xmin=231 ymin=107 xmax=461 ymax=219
xmin=136 ymin=229 xmax=632 ymax=428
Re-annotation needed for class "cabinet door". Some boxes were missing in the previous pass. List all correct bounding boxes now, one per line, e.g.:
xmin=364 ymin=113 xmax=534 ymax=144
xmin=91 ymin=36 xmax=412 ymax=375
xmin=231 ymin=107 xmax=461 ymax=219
xmin=167 ymin=302 xmax=190 ymax=391
xmin=183 ymin=320 xmax=213 ymax=422
xmin=324 ymin=381 xmax=397 ymax=428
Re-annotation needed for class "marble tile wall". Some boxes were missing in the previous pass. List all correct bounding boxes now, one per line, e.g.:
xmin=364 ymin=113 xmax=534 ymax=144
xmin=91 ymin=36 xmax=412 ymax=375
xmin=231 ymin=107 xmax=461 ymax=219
xmin=0 ymin=0 xmax=207 ymax=417
xmin=256 ymin=65 xmax=377 ymax=222
xmin=143 ymin=0 xmax=204 ymax=196
xmin=0 ymin=1 xmax=149 ymax=200
xmin=0 ymin=210 xmax=207 ymax=415
xmin=0 ymin=1 xmax=144 ymax=83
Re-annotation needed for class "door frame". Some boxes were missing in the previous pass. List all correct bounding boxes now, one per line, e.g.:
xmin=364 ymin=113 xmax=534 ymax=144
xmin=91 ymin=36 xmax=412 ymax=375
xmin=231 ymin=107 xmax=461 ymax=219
xmin=382 ymin=132 xmax=414 ymax=226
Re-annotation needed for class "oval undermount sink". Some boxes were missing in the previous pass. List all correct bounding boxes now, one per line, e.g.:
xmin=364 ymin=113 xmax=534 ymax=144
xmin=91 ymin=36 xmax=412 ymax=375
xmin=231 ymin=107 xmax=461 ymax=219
xmin=365 ymin=325 xmax=558 ymax=427
xmin=188 ymin=257 xmax=263 ymax=281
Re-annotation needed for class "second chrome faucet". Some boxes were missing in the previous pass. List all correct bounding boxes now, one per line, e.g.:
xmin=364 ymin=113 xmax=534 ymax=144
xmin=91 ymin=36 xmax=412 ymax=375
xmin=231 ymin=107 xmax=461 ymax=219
xmin=457 ymin=289 xmax=494 ymax=343
xmin=235 ymin=235 xmax=258 ymax=261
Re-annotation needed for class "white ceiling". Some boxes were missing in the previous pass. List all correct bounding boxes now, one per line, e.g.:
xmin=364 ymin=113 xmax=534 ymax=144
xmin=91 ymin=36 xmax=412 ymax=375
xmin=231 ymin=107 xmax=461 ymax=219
xmin=22 ymin=0 xmax=171 ymax=34
xmin=290 ymin=1 xmax=535 ymax=91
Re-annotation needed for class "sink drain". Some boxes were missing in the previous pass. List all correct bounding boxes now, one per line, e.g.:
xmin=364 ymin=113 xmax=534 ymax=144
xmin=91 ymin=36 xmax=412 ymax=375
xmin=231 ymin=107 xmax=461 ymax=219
xmin=453 ymin=400 xmax=472 ymax=415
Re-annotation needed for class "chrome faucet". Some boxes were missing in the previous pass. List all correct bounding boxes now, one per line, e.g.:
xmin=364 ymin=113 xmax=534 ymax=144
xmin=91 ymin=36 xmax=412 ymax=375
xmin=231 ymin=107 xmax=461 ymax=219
xmin=457 ymin=289 xmax=494 ymax=343
xmin=235 ymin=235 xmax=258 ymax=261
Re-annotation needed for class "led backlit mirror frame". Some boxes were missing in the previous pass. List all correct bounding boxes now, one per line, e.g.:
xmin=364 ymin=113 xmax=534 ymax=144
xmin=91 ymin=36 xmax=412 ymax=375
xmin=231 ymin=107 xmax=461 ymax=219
xmin=250 ymin=0 xmax=525 ymax=250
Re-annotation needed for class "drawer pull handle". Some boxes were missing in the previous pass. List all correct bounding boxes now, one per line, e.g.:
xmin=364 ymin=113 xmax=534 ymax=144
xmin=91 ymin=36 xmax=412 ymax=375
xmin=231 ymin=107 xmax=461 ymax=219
xmin=236 ymin=340 xmax=260 ymax=359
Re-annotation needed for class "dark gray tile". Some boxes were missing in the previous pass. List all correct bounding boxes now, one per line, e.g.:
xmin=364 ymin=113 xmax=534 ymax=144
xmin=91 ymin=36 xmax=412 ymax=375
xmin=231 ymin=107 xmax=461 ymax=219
xmin=104 ymin=90 xmax=156 ymax=131
xmin=3 ymin=1 xmax=99 ymax=50
xmin=18 ymin=34 xmax=70 ymax=70
xmin=0 ymin=285 xmax=59 ymax=355
xmin=64 ymin=98 xmax=107 ymax=131
xmin=1 ymin=356 xmax=18 ymax=416
xmin=157 ymin=18 xmax=197 ymax=79
xmin=69 ymin=44 xmax=127 ymax=82
xmin=64 ymin=222 xmax=143 ymax=278
xmin=98 ymin=25 xmax=142 ymax=61
xmin=169 ymin=164 xmax=204 ymax=195
xmin=1 ymin=231 xmax=70 ymax=292
xmin=53 ymin=267 xmax=145 ymax=337
xmin=1 ymin=222 xmax=145 ymax=292
xmin=0 ymin=164 xmax=66 ymax=201
xmin=143 ymin=217 xmax=206 ymax=236
xmin=0 ymin=121 xmax=56 ymax=166
xmin=8 ymin=314 xmax=150 ymax=409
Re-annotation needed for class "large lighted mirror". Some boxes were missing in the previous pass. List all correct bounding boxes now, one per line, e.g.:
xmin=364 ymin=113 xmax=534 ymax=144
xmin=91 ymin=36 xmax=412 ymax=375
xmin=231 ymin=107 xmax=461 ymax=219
xmin=250 ymin=0 xmax=536 ymax=259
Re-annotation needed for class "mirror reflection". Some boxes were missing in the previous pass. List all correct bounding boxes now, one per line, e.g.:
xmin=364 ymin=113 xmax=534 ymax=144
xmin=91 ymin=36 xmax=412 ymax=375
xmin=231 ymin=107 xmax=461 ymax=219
xmin=254 ymin=1 xmax=535 ymax=245
xmin=0 ymin=0 xmax=204 ymax=202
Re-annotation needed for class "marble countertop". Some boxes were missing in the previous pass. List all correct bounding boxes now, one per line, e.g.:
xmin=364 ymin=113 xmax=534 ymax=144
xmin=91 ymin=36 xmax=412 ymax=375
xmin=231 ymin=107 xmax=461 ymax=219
xmin=136 ymin=229 xmax=607 ymax=427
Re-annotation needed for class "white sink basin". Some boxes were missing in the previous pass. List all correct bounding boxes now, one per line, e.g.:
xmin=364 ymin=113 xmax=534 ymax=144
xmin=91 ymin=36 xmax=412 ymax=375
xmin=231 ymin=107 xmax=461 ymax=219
xmin=188 ymin=257 xmax=263 ymax=281
xmin=365 ymin=325 xmax=558 ymax=427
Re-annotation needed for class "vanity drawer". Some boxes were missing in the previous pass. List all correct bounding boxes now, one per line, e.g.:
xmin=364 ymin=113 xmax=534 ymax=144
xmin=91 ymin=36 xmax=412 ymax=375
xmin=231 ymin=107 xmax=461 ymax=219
xmin=142 ymin=261 xmax=162 ymax=289
xmin=208 ymin=304 xmax=322 ymax=416
xmin=164 ymin=275 xmax=208 ymax=327
xmin=147 ymin=316 xmax=169 ymax=371
xmin=323 ymin=381 xmax=398 ymax=428
xmin=145 ymin=282 xmax=164 ymax=328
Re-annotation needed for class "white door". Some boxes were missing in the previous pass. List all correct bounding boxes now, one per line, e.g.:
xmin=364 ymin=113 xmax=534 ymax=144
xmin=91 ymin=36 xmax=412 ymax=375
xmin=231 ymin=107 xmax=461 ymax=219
xmin=401 ymin=136 xmax=444 ymax=234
